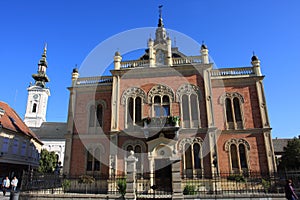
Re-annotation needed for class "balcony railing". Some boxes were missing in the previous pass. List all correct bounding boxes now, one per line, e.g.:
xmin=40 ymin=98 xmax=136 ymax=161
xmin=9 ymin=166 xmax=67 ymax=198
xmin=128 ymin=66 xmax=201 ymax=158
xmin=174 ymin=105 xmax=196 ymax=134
xmin=120 ymin=56 xmax=203 ymax=69
xmin=210 ymin=67 xmax=255 ymax=77
xmin=75 ymin=76 xmax=113 ymax=86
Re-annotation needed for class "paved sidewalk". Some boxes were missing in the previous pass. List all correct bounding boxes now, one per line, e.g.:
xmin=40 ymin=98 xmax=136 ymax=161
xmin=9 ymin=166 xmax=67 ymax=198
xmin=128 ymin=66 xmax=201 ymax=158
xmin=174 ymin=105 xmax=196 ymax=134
xmin=0 ymin=191 xmax=10 ymax=200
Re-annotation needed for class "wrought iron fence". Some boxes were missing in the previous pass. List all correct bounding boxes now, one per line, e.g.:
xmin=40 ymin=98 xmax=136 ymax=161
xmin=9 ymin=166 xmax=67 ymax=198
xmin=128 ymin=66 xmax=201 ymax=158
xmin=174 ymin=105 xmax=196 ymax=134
xmin=21 ymin=171 xmax=126 ymax=195
xmin=20 ymin=170 xmax=299 ymax=197
xmin=181 ymin=172 xmax=285 ymax=196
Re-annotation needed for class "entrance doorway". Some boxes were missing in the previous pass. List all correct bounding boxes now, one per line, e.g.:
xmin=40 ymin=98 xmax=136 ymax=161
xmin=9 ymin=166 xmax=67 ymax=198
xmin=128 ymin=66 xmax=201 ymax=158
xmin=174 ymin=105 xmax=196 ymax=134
xmin=154 ymin=159 xmax=172 ymax=192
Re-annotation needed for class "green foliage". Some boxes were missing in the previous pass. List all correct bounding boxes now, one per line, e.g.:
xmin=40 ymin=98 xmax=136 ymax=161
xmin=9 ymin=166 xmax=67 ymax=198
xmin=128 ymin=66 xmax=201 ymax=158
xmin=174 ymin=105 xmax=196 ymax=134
xmin=78 ymin=175 xmax=95 ymax=184
xmin=117 ymin=178 xmax=126 ymax=197
xmin=227 ymin=174 xmax=246 ymax=182
xmin=62 ymin=179 xmax=71 ymax=192
xmin=278 ymin=138 xmax=300 ymax=170
xmin=38 ymin=149 xmax=58 ymax=173
xmin=261 ymin=178 xmax=271 ymax=193
xmin=183 ymin=184 xmax=196 ymax=195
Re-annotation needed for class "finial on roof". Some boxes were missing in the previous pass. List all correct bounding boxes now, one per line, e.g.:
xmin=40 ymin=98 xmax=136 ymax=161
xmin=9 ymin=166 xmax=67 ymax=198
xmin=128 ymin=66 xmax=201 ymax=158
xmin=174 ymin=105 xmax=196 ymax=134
xmin=201 ymin=41 xmax=208 ymax=50
xmin=251 ymin=51 xmax=259 ymax=61
xmin=39 ymin=43 xmax=48 ymax=67
xmin=158 ymin=5 xmax=164 ymax=27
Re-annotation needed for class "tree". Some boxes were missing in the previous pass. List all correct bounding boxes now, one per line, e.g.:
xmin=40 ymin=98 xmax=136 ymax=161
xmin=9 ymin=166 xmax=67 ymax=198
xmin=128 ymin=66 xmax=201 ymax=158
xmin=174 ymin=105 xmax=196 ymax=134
xmin=278 ymin=138 xmax=300 ymax=170
xmin=38 ymin=149 xmax=58 ymax=173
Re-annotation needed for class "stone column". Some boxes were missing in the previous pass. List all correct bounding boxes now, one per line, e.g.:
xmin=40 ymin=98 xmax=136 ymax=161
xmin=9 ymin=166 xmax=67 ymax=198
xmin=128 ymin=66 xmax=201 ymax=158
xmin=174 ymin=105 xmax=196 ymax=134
xmin=125 ymin=151 xmax=138 ymax=200
xmin=172 ymin=160 xmax=183 ymax=200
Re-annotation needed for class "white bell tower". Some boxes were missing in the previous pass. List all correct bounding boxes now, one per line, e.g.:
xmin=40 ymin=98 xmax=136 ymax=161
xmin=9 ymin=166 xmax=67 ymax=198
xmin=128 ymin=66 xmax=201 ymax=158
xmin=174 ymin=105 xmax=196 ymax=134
xmin=24 ymin=45 xmax=50 ymax=128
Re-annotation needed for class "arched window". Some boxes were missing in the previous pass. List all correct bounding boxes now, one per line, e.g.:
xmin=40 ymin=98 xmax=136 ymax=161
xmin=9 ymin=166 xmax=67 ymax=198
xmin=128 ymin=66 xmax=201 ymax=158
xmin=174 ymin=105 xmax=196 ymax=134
xmin=180 ymin=137 xmax=203 ymax=178
xmin=230 ymin=144 xmax=238 ymax=170
xmin=126 ymin=97 xmax=142 ymax=126
xmin=89 ymin=106 xmax=96 ymax=127
xmin=225 ymin=138 xmax=250 ymax=173
xmin=96 ymin=104 xmax=103 ymax=127
xmin=239 ymin=144 xmax=247 ymax=169
xmin=32 ymin=103 xmax=37 ymax=113
xmin=193 ymin=143 xmax=201 ymax=169
xmin=177 ymin=84 xmax=201 ymax=128
xmin=221 ymin=93 xmax=244 ymax=130
xmin=88 ymin=102 xmax=105 ymax=128
xmin=121 ymin=87 xmax=146 ymax=128
xmin=86 ymin=150 xmax=93 ymax=171
xmin=86 ymin=148 xmax=102 ymax=173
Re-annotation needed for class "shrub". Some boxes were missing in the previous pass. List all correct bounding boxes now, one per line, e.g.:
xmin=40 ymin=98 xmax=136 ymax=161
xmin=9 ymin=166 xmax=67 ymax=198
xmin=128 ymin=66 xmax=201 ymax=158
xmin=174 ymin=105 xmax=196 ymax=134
xmin=62 ymin=179 xmax=71 ymax=192
xmin=183 ymin=184 xmax=196 ymax=195
xmin=117 ymin=178 xmax=126 ymax=197
xmin=227 ymin=174 xmax=246 ymax=182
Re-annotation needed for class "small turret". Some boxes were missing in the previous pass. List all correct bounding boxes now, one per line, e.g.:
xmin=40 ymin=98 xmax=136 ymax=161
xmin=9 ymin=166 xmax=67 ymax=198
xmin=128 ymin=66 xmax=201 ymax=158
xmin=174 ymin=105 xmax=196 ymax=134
xmin=72 ymin=68 xmax=79 ymax=81
xmin=114 ymin=51 xmax=122 ymax=70
xmin=201 ymin=42 xmax=209 ymax=64
xmin=251 ymin=53 xmax=261 ymax=76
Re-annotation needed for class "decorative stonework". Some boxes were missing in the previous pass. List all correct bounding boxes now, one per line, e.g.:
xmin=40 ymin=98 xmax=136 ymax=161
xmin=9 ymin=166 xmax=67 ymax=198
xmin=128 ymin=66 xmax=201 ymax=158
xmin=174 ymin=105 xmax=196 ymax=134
xmin=148 ymin=84 xmax=174 ymax=103
xmin=178 ymin=137 xmax=203 ymax=152
xmin=176 ymin=84 xmax=201 ymax=102
xmin=224 ymin=138 xmax=250 ymax=152
xmin=122 ymin=139 xmax=147 ymax=152
xmin=219 ymin=92 xmax=244 ymax=105
xmin=86 ymin=99 xmax=107 ymax=110
xmin=121 ymin=87 xmax=146 ymax=105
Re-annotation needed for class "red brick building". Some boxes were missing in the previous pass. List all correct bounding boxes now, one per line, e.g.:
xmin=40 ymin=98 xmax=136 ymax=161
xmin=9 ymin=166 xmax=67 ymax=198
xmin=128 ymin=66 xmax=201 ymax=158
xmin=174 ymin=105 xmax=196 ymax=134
xmin=63 ymin=12 xmax=276 ymax=191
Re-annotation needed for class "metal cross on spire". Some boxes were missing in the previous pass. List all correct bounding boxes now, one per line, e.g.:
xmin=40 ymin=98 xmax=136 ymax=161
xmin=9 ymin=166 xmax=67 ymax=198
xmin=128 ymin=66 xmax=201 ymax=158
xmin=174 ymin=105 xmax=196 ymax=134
xmin=159 ymin=5 xmax=163 ymax=19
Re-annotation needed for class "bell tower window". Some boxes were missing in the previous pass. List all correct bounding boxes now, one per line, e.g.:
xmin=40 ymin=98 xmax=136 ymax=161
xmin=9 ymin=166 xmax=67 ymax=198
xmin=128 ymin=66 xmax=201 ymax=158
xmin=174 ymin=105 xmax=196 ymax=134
xmin=32 ymin=103 xmax=37 ymax=113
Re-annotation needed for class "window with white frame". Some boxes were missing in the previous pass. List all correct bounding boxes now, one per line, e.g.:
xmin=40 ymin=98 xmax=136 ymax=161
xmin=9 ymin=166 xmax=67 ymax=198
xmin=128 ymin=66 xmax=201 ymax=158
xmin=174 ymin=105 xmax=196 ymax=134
xmin=176 ymin=84 xmax=201 ymax=128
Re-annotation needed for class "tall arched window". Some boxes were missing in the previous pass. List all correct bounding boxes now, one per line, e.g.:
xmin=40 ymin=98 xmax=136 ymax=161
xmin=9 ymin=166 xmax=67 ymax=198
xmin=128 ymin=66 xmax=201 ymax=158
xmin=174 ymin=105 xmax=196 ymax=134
xmin=221 ymin=93 xmax=244 ymax=130
xmin=88 ymin=102 xmax=105 ymax=128
xmin=32 ymin=103 xmax=37 ymax=113
xmin=96 ymin=104 xmax=103 ymax=127
xmin=193 ymin=143 xmax=201 ymax=169
xmin=239 ymin=144 xmax=247 ymax=169
xmin=86 ymin=148 xmax=102 ymax=173
xmin=89 ymin=106 xmax=96 ymax=127
xmin=121 ymin=87 xmax=145 ymax=128
xmin=225 ymin=138 xmax=250 ymax=174
xmin=180 ymin=137 xmax=203 ymax=178
xmin=177 ymin=84 xmax=201 ymax=128
xmin=230 ymin=144 xmax=238 ymax=170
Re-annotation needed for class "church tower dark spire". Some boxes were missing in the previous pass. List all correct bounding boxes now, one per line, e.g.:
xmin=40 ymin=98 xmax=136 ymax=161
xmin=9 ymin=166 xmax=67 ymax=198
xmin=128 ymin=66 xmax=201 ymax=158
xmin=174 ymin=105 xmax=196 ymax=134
xmin=24 ymin=44 xmax=51 ymax=128
xmin=158 ymin=5 xmax=164 ymax=27
xmin=32 ymin=44 xmax=50 ymax=88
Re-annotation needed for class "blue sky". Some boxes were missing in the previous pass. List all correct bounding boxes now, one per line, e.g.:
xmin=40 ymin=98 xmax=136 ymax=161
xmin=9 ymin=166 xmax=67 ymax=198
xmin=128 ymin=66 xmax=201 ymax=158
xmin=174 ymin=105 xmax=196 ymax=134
xmin=0 ymin=0 xmax=299 ymax=138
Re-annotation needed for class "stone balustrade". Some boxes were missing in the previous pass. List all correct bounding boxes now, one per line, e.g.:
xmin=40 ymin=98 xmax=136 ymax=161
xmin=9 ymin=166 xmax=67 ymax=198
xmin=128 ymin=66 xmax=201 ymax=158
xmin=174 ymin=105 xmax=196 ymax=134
xmin=172 ymin=56 xmax=202 ymax=65
xmin=120 ymin=60 xmax=149 ymax=68
xmin=210 ymin=67 xmax=255 ymax=77
xmin=75 ymin=76 xmax=113 ymax=85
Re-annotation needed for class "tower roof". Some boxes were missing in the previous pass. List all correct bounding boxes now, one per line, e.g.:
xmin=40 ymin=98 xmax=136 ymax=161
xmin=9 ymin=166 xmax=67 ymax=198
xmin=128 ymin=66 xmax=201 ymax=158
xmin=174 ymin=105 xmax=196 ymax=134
xmin=32 ymin=44 xmax=50 ymax=88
